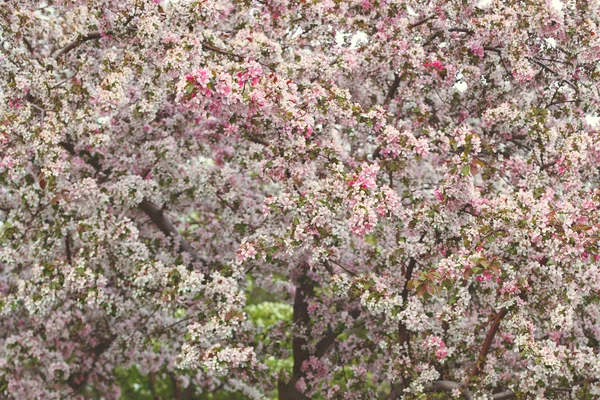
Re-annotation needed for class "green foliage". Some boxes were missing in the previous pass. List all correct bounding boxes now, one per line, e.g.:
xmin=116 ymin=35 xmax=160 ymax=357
xmin=246 ymin=302 xmax=293 ymax=327
xmin=115 ymin=366 xmax=247 ymax=400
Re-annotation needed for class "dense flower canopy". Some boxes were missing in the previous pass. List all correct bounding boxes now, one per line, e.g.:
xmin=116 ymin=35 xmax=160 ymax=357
xmin=1 ymin=0 xmax=600 ymax=398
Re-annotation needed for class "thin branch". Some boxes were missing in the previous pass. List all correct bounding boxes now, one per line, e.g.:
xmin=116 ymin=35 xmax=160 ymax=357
xmin=408 ymin=15 xmax=436 ymax=30
xmin=328 ymin=259 xmax=357 ymax=276
xmin=247 ymin=135 xmax=270 ymax=146
xmin=153 ymin=316 xmax=195 ymax=335
xmin=201 ymin=42 xmax=243 ymax=60
xmin=540 ymin=158 xmax=559 ymax=171
xmin=492 ymin=390 xmax=516 ymax=399
xmin=201 ymin=42 xmax=276 ymax=71
xmin=53 ymin=11 xmax=137 ymax=60
xmin=484 ymin=46 xmax=502 ymax=54
xmin=529 ymin=58 xmax=578 ymax=92
xmin=470 ymin=307 xmax=508 ymax=377
xmin=65 ymin=232 xmax=73 ymax=265
xmin=384 ymin=15 xmax=437 ymax=106
xmin=448 ymin=27 xmax=474 ymax=34
xmin=547 ymin=99 xmax=578 ymax=108
xmin=53 ymin=32 xmax=105 ymax=59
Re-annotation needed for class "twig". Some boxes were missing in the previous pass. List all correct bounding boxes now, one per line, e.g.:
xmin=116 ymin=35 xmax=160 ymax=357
xmin=408 ymin=15 xmax=436 ymax=30
xmin=529 ymin=58 xmax=578 ymax=92
xmin=540 ymin=158 xmax=559 ymax=171
xmin=53 ymin=32 xmax=105 ymax=59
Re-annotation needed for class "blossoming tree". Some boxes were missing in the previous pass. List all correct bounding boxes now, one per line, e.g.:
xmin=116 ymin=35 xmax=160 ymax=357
xmin=1 ymin=0 xmax=600 ymax=398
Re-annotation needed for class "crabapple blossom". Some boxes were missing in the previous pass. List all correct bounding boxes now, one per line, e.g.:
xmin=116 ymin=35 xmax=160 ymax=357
xmin=1 ymin=0 xmax=600 ymax=399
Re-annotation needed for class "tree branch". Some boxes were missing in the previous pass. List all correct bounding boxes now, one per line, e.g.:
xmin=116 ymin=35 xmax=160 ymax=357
xmin=384 ymin=74 xmax=401 ymax=107
xmin=540 ymin=158 xmax=559 ymax=171
xmin=387 ymin=257 xmax=418 ymax=400
xmin=65 ymin=232 xmax=73 ymax=265
xmin=492 ymin=390 xmax=516 ymax=399
xmin=278 ymin=270 xmax=313 ymax=400
xmin=138 ymin=199 xmax=204 ymax=264
xmin=384 ymin=15 xmax=438 ymax=106
xmin=429 ymin=380 xmax=514 ymax=399
xmin=408 ymin=15 xmax=436 ymax=30
xmin=54 ymin=32 xmax=105 ymax=59
xmin=314 ymin=308 xmax=360 ymax=358
xmin=427 ymin=380 xmax=474 ymax=400
xmin=529 ymin=58 xmax=578 ymax=93
xmin=470 ymin=307 xmax=508 ymax=377
xmin=60 ymin=141 xmax=204 ymax=265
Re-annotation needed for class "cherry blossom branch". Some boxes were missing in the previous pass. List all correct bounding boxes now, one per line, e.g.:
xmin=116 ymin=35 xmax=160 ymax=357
xmin=384 ymin=74 xmax=401 ymax=107
xmin=540 ymin=158 xmax=559 ymax=171
xmin=53 ymin=12 xmax=137 ymax=59
xmin=201 ymin=41 xmax=277 ymax=71
xmin=67 ymin=334 xmax=116 ymax=392
xmin=65 ymin=232 xmax=72 ymax=265
xmin=387 ymin=256 xmax=419 ymax=399
xmin=314 ymin=308 xmax=361 ymax=358
xmin=154 ymin=316 xmax=195 ymax=335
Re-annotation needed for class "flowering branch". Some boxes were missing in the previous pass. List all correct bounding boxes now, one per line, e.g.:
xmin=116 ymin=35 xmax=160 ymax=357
xmin=60 ymin=141 xmax=204 ymax=265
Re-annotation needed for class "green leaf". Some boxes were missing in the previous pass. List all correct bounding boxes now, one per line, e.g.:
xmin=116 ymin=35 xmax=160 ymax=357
xmin=365 ymin=234 xmax=377 ymax=245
